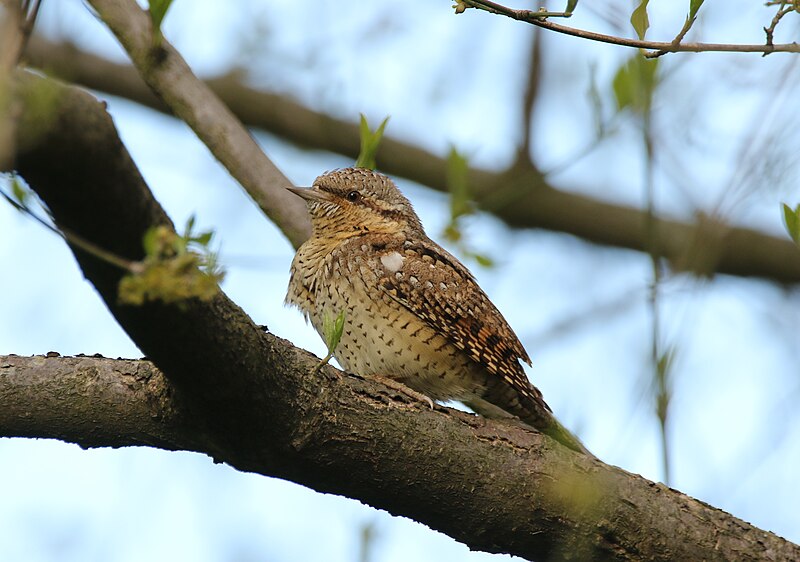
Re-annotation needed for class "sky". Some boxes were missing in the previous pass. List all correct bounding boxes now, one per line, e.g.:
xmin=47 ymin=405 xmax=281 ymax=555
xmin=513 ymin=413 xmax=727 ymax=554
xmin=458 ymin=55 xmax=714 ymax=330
xmin=1 ymin=1 xmax=799 ymax=561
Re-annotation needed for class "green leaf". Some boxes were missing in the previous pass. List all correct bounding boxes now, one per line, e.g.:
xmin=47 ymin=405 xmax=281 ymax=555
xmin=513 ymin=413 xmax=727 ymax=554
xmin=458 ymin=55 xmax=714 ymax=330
xmin=355 ymin=114 xmax=390 ymax=170
xmin=443 ymin=223 xmax=462 ymax=243
xmin=587 ymin=62 xmax=605 ymax=138
xmin=10 ymin=177 xmax=29 ymax=208
xmin=782 ymin=203 xmax=800 ymax=246
xmin=654 ymin=347 xmax=675 ymax=422
xmin=123 ymin=222 xmax=224 ymax=306
xmin=142 ymin=226 xmax=160 ymax=257
xmin=172 ymin=234 xmax=188 ymax=255
xmin=149 ymin=0 xmax=174 ymax=30
xmin=322 ymin=309 xmax=346 ymax=355
xmin=612 ymin=61 xmax=633 ymax=111
xmin=201 ymin=248 xmax=225 ymax=280
xmin=183 ymin=214 xmax=196 ymax=239
xmin=612 ymin=54 xmax=659 ymax=115
xmin=688 ymin=0 xmax=705 ymax=20
xmin=446 ymin=146 xmax=471 ymax=221
xmin=193 ymin=231 xmax=213 ymax=247
xmin=118 ymin=255 xmax=222 ymax=306
xmin=565 ymin=0 xmax=579 ymax=14
xmin=472 ymin=253 xmax=494 ymax=268
xmin=630 ymin=0 xmax=650 ymax=40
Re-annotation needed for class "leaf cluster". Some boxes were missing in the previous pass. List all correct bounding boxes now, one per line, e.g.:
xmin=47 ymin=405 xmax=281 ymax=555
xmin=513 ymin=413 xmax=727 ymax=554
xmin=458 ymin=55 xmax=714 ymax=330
xmin=118 ymin=216 xmax=224 ymax=306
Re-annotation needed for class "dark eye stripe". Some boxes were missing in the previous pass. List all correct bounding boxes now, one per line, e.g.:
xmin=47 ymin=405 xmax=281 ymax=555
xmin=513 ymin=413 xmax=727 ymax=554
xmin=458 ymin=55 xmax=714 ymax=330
xmin=316 ymin=185 xmax=406 ymax=221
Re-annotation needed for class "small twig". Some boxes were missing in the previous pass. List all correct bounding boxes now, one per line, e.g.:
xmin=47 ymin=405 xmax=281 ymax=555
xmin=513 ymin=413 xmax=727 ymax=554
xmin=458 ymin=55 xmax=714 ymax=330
xmin=764 ymin=2 xmax=795 ymax=48
xmin=1 ymin=0 xmax=42 ymax=69
xmin=0 ymin=183 xmax=141 ymax=273
xmin=21 ymin=0 xmax=42 ymax=44
xmin=648 ymin=4 xmax=701 ymax=59
xmin=310 ymin=352 xmax=334 ymax=376
xmin=457 ymin=0 xmax=573 ymax=18
xmin=457 ymin=0 xmax=800 ymax=57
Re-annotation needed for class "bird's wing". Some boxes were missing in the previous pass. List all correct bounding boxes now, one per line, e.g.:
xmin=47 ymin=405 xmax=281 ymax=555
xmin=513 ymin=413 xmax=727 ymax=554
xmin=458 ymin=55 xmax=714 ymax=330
xmin=375 ymin=237 xmax=541 ymax=403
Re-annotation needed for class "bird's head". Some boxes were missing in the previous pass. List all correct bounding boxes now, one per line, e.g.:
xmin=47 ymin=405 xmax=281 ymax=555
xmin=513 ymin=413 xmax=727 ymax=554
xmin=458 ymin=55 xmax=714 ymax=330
xmin=289 ymin=168 xmax=424 ymax=239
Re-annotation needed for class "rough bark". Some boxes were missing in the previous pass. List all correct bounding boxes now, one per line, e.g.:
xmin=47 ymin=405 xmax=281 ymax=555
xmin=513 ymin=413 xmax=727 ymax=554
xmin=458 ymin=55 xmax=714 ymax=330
xmin=3 ymin=352 xmax=799 ymax=562
xmin=22 ymin=35 xmax=800 ymax=284
xmin=3 ymin=69 xmax=798 ymax=562
xmin=0 ymin=354 xmax=194 ymax=450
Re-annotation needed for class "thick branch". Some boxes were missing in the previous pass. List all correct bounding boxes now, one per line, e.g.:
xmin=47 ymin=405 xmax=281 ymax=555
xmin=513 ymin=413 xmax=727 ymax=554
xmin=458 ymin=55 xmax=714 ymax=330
xmin=22 ymin=36 xmax=800 ymax=284
xmin=4 ymin=351 xmax=799 ymax=562
xmin=0 ymin=354 xmax=197 ymax=450
xmin=4 ymin=68 xmax=799 ymax=562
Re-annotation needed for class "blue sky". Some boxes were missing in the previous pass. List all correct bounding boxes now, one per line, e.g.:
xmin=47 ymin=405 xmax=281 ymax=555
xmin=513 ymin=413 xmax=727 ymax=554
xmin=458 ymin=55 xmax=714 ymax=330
xmin=1 ymin=1 xmax=799 ymax=560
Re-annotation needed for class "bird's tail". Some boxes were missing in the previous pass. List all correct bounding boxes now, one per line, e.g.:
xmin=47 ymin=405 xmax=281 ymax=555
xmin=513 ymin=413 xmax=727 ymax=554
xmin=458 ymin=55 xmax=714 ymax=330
xmin=539 ymin=416 xmax=594 ymax=457
xmin=465 ymin=390 xmax=594 ymax=457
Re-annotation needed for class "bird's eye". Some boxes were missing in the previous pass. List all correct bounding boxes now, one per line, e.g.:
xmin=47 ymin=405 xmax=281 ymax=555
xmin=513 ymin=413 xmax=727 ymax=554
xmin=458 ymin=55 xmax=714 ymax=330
xmin=346 ymin=190 xmax=361 ymax=202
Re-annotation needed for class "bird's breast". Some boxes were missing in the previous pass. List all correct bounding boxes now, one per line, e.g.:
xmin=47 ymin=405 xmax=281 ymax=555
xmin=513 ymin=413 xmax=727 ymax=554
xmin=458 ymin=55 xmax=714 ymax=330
xmin=290 ymin=241 xmax=479 ymax=402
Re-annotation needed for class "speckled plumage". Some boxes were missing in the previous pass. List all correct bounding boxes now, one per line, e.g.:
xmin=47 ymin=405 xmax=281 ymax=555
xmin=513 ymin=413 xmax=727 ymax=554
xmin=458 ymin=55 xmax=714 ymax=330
xmin=286 ymin=168 xmax=589 ymax=454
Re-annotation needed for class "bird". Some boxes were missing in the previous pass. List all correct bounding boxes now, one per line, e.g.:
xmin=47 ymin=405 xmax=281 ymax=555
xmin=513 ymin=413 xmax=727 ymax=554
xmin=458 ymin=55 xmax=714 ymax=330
xmin=285 ymin=167 xmax=590 ymax=455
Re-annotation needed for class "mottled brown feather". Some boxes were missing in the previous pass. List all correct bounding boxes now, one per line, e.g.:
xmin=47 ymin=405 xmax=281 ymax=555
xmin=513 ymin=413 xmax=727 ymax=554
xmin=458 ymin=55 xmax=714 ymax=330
xmin=375 ymin=237 xmax=549 ymax=410
xmin=286 ymin=168 xmax=591 ymax=455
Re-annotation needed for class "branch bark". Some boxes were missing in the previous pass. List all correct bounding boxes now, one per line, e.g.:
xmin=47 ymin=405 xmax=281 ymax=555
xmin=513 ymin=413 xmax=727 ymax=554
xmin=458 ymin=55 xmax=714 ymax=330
xmin=22 ymin=36 xmax=800 ymax=284
xmin=0 ymin=354 xmax=196 ymax=450
xmin=2 ymin=348 xmax=797 ymax=562
xmin=91 ymin=0 xmax=311 ymax=249
xmin=3 ymin=67 xmax=799 ymax=562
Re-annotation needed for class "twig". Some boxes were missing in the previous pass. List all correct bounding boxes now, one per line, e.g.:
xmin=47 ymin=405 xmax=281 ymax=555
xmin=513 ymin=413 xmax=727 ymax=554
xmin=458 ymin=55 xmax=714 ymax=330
xmin=20 ymin=0 xmax=42 ymax=44
xmin=641 ymin=114 xmax=671 ymax=486
xmin=458 ymin=0 xmax=800 ymax=57
xmin=0 ymin=182 xmax=141 ymax=273
xmin=648 ymin=3 xmax=701 ymax=59
xmin=1 ymin=0 xmax=42 ymax=70
xmin=764 ymin=1 xmax=797 ymax=49
xmin=310 ymin=352 xmax=334 ymax=375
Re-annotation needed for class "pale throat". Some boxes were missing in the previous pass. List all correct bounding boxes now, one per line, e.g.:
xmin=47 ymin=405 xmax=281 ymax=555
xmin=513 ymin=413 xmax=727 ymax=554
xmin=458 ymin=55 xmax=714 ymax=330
xmin=310 ymin=213 xmax=408 ymax=242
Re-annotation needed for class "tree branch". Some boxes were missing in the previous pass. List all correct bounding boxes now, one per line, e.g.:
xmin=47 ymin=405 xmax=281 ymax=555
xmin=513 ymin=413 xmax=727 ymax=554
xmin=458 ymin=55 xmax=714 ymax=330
xmin=0 ymin=354 xmax=197 ymax=450
xmin=2 ymin=349 xmax=797 ymax=562
xmin=4 ymin=66 xmax=799 ymax=562
xmin=764 ymin=2 xmax=798 ymax=48
xmin=457 ymin=0 xmax=800 ymax=58
xmin=87 ymin=0 xmax=311 ymax=249
xmin=22 ymin=36 xmax=800 ymax=284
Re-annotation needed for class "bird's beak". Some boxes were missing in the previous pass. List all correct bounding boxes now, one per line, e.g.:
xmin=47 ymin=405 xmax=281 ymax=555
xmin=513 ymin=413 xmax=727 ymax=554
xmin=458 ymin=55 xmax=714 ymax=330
xmin=287 ymin=186 xmax=331 ymax=202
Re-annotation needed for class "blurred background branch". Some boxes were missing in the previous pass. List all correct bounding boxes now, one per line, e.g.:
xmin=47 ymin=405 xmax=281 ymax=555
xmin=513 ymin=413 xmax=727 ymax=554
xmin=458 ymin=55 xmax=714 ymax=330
xmin=21 ymin=36 xmax=800 ymax=283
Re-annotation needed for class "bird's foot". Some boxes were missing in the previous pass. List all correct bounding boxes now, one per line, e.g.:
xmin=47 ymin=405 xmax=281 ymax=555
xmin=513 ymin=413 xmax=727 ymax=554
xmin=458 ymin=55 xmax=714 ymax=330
xmin=369 ymin=374 xmax=435 ymax=410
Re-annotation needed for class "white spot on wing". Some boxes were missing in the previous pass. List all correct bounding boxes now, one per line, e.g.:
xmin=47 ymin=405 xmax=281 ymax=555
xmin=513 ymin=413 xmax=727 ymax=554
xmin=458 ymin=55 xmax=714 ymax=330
xmin=380 ymin=251 xmax=405 ymax=273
